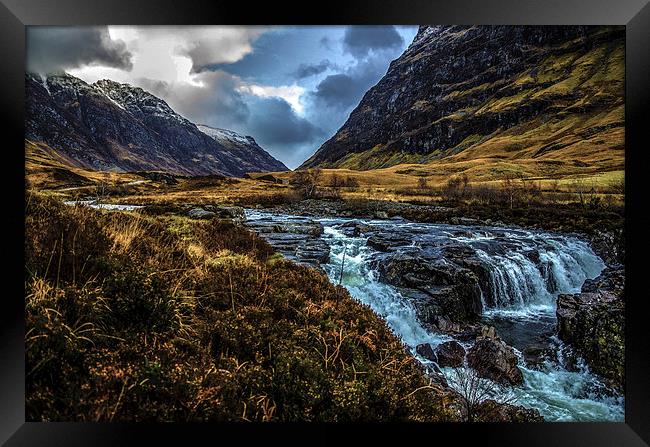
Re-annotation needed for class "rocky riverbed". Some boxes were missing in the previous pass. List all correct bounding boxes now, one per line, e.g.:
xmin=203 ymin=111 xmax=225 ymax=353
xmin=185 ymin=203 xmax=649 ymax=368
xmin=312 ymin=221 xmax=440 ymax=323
xmin=244 ymin=208 xmax=625 ymax=421
xmin=63 ymin=199 xmax=625 ymax=421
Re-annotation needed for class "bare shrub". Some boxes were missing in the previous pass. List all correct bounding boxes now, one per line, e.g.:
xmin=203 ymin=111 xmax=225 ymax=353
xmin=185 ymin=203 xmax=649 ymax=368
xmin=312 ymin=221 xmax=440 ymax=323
xmin=608 ymin=177 xmax=625 ymax=195
xmin=442 ymin=177 xmax=463 ymax=201
xmin=329 ymin=173 xmax=344 ymax=188
xmin=448 ymin=367 xmax=517 ymax=422
xmin=344 ymin=176 xmax=360 ymax=189
xmin=329 ymin=174 xmax=359 ymax=190
xmin=291 ymin=169 xmax=323 ymax=198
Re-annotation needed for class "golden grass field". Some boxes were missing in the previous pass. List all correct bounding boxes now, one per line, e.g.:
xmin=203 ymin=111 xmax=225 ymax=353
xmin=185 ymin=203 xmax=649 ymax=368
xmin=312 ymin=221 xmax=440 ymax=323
xmin=26 ymin=138 xmax=624 ymax=208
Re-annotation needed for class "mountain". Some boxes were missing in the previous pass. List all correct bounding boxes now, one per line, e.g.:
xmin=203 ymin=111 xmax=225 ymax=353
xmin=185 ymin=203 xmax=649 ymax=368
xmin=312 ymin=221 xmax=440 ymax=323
xmin=25 ymin=73 xmax=288 ymax=177
xmin=300 ymin=26 xmax=624 ymax=179
xmin=195 ymin=124 xmax=287 ymax=173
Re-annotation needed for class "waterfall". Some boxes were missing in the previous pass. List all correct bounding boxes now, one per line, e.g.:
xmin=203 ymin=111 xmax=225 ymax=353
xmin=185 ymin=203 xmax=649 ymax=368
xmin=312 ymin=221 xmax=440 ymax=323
xmin=470 ymin=233 xmax=605 ymax=312
xmin=321 ymin=226 xmax=449 ymax=349
xmin=244 ymin=210 xmax=622 ymax=422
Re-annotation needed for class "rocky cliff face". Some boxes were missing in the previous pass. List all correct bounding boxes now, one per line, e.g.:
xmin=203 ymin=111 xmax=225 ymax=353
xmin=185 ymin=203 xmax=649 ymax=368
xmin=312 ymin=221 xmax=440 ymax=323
xmin=25 ymin=73 xmax=288 ymax=177
xmin=556 ymin=267 xmax=624 ymax=391
xmin=301 ymin=26 xmax=624 ymax=174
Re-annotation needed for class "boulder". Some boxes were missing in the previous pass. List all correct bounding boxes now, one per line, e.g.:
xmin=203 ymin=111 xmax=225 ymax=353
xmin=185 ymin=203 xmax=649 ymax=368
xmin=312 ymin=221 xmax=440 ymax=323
xmin=352 ymin=223 xmax=372 ymax=236
xmin=556 ymin=267 xmax=624 ymax=391
xmin=522 ymin=343 xmax=556 ymax=368
xmin=588 ymin=229 xmax=624 ymax=267
xmin=215 ymin=206 xmax=245 ymax=220
xmin=467 ymin=328 xmax=524 ymax=386
xmin=188 ymin=207 xmax=215 ymax=219
xmin=366 ymin=236 xmax=392 ymax=252
xmin=415 ymin=343 xmax=438 ymax=362
xmin=278 ymin=222 xmax=324 ymax=236
xmin=245 ymin=217 xmax=330 ymax=268
xmin=430 ymin=315 xmax=464 ymax=334
xmin=435 ymin=341 xmax=466 ymax=368
xmin=378 ymin=252 xmax=483 ymax=323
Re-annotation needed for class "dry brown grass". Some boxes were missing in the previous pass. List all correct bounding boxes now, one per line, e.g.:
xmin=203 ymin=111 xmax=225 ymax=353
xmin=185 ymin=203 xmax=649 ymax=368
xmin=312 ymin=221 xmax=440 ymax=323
xmin=26 ymin=133 xmax=624 ymax=209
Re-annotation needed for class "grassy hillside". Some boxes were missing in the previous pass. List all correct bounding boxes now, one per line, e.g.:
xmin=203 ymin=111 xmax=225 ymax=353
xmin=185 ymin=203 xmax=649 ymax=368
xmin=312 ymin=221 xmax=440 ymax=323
xmin=304 ymin=26 xmax=624 ymax=183
xmin=25 ymin=192 xmax=458 ymax=421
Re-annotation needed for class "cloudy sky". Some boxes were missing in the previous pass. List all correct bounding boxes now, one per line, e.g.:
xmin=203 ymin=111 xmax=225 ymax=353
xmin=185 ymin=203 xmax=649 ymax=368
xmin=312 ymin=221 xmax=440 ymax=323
xmin=27 ymin=26 xmax=418 ymax=168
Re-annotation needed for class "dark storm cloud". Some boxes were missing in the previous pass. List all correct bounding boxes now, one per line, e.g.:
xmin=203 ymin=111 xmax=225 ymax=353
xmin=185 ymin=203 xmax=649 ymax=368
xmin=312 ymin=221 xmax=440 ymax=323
xmin=343 ymin=26 xmax=404 ymax=59
xmin=137 ymin=71 xmax=250 ymax=130
xmin=292 ymin=60 xmax=333 ymax=79
xmin=26 ymin=26 xmax=132 ymax=74
xmin=242 ymin=97 xmax=325 ymax=169
xmin=310 ymin=55 xmax=389 ymax=111
xmin=312 ymin=73 xmax=364 ymax=109
xmin=248 ymin=97 xmax=323 ymax=146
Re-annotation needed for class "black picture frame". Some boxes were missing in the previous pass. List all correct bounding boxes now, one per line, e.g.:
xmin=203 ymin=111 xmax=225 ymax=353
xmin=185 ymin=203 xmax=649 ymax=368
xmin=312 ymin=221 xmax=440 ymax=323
xmin=2 ymin=0 xmax=649 ymax=445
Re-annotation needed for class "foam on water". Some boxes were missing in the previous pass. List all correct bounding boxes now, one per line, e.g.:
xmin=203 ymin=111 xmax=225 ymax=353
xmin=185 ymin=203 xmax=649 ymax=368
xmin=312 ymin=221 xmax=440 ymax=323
xmin=321 ymin=226 xmax=448 ymax=349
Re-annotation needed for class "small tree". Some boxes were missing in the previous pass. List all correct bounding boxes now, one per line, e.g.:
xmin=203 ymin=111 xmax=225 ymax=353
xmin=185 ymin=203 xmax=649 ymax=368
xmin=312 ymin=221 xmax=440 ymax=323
xmin=442 ymin=177 xmax=463 ymax=202
xmin=292 ymin=168 xmax=323 ymax=199
xmin=344 ymin=176 xmax=360 ymax=189
xmin=460 ymin=173 xmax=469 ymax=198
xmin=94 ymin=173 xmax=110 ymax=203
xmin=501 ymin=175 xmax=523 ymax=209
xmin=417 ymin=176 xmax=429 ymax=190
xmin=571 ymin=178 xmax=589 ymax=209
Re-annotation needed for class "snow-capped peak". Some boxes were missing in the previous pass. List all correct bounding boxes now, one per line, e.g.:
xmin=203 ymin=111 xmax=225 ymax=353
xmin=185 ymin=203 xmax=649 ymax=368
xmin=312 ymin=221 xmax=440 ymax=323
xmin=197 ymin=124 xmax=256 ymax=146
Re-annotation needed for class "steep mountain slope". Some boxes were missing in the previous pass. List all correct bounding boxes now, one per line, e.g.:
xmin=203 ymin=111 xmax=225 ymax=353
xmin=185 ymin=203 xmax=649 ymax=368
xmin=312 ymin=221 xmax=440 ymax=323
xmin=301 ymin=26 xmax=624 ymax=180
xmin=196 ymin=125 xmax=288 ymax=173
xmin=25 ymin=73 xmax=288 ymax=177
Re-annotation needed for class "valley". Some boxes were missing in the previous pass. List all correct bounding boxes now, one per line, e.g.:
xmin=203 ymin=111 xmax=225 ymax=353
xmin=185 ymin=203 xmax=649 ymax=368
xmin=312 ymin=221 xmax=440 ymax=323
xmin=24 ymin=24 xmax=625 ymax=423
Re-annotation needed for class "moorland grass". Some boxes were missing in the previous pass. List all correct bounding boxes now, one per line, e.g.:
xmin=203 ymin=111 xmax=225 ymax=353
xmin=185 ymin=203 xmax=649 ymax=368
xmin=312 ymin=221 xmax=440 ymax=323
xmin=25 ymin=192 xmax=458 ymax=422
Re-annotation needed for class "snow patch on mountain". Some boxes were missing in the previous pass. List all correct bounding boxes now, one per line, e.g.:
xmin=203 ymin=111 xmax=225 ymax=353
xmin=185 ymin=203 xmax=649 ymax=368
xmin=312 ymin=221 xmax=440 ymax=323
xmin=197 ymin=124 xmax=255 ymax=146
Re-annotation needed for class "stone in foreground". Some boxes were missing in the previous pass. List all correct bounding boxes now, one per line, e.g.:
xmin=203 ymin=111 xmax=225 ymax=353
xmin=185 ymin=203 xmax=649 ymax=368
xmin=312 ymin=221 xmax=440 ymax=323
xmin=467 ymin=327 xmax=524 ymax=386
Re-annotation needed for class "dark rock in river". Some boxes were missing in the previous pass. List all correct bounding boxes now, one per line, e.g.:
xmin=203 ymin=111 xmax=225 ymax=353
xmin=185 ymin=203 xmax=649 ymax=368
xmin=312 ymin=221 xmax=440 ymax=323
xmin=366 ymin=236 xmax=392 ymax=252
xmin=337 ymin=221 xmax=373 ymax=237
xmin=188 ymin=205 xmax=245 ymax=221
xmin=587 ymin=229 xmax=625 ymax=267
xmin=214 ymin=205 xmax=245 ymax=220
xmin=522 ymin=343 xmax=557 ymax=369
xmin=378 ymin=251 xmax=484 ymax=323
xmin=435 ymin=341 xmax=466 ymax=368
xmin=415 ymin=343 xmax=438 ymax=362
xmin=188 ymin=207 xmax=216 ymax=219
xmin=467 ymin=327 xmax=524 ymax=386
xmin=556 ymin=266 xmax=624 ymax=391
xmin=245 ymin=217 xmax=330 ymax=269
xmin=430 ymin=315 xmax=464 ymax=334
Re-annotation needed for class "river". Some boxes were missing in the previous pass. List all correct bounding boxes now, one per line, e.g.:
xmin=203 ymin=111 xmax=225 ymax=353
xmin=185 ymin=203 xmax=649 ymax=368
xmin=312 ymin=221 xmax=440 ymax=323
xmin=244 ymin=209 xmax=624 ymax=422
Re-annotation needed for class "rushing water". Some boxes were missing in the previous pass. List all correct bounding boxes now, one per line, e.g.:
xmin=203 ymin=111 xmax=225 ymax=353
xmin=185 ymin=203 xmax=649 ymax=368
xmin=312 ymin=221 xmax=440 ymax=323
xmin=245 ymin=210 xmax=624 ymax=422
